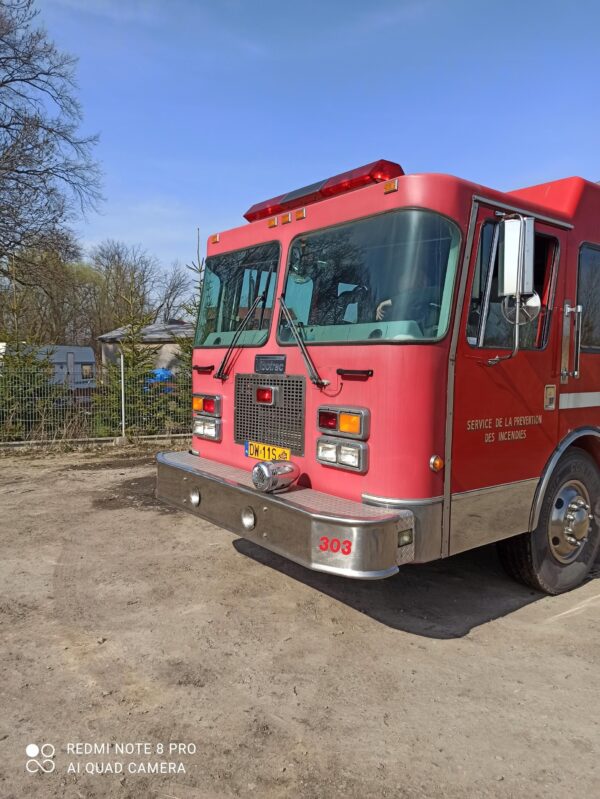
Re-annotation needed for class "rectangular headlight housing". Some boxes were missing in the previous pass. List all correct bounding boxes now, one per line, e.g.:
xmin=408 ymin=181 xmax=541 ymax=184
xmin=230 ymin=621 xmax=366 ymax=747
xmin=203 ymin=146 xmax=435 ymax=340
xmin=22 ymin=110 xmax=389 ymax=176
xmin=193 ymin=417 xmax=222 ymax=441
xmin=339 ymin=444 xmax=360 ymax=468
xmin=316 ymin=437 xmax=368 ymax=473
xmin=317 ymin=440 xmax=337 ymax=463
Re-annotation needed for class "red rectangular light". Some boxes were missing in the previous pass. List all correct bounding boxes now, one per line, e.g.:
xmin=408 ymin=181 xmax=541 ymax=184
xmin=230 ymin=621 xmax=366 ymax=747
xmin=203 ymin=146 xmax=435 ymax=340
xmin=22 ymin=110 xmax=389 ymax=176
xmin=318 ymin=410 xmax=338 ymax=430
xmin=320 ymin=160 xmax=403 ymax=198
xmin=203 ymin=397 xmax=216 ymax=413
xmin=243 ymin=194 xmax=287 ymax=224
xmin=243 ymin=159 xmax=404 ymax=222
xmin=256 ymin=387 xmax=273 ymax=404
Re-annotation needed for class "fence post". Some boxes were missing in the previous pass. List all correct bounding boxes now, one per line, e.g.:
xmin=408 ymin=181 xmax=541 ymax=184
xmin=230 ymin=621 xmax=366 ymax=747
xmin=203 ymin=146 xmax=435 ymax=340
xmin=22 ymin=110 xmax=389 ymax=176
xmin=119 ymin=350 xmax=126 ymax=441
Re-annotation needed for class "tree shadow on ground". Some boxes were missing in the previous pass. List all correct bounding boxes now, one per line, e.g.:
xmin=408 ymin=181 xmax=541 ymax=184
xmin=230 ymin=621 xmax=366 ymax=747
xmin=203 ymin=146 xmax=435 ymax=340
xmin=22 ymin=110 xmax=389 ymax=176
xmin=233 ymin=539 xmax=599 ymax=639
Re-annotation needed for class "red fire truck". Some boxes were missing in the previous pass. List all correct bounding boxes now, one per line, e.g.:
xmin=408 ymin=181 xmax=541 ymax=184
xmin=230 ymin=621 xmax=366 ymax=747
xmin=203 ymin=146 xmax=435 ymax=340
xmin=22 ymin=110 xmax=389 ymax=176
xmin=157 ymin=159 xmax=600 ymax=595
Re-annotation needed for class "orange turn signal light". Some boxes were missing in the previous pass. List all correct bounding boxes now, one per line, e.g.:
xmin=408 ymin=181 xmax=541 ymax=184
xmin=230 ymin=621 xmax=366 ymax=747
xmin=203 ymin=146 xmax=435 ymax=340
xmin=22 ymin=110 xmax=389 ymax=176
xmin=430 ymin=455 xmax=444 ymax=473
xmin=192 ymin=397 xmax=204 ymax=412
xmin=339 ymin=412 xmax=361 ymax=435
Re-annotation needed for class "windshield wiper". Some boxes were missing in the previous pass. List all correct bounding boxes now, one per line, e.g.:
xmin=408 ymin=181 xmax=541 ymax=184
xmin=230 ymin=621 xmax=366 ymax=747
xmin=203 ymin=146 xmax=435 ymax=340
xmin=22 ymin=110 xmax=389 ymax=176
xmin=279 ymin=295 xmax=328 ymax=387
xmin=214 ymin=290 xmax=267 ymax=381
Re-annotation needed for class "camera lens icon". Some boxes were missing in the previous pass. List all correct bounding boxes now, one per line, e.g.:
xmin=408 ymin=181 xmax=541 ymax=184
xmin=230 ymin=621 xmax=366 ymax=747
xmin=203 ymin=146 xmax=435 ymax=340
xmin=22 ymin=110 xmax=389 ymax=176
xmin=25 ymin=743 xmax=55 ymax=774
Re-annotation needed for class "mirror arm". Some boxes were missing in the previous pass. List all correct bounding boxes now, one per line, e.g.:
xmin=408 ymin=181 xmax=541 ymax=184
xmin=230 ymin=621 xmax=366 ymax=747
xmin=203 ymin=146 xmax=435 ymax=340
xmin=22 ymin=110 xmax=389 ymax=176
xmin=487 ymin=296 xmax=521 ymax=366
xmin=487 ymin=225 xmax=525 ymax=367
xmin=477 ymin=224 xmax=500 ymax=348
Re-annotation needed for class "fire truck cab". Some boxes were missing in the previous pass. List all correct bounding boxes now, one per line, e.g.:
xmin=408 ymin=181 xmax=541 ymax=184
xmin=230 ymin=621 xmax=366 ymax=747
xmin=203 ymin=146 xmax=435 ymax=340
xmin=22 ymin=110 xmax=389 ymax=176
xmin=157 ymin=160 xmax=600 ymax=595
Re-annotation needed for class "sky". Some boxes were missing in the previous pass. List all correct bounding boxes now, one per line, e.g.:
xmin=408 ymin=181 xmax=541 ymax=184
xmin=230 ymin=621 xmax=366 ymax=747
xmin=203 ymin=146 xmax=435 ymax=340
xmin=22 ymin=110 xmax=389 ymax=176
xmin=37 ymin=0 xmax=600 ymax=271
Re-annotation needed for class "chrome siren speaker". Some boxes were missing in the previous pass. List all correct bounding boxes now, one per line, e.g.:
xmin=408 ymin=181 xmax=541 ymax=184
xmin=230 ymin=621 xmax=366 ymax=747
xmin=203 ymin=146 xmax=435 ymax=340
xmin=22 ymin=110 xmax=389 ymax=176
xmin=251 ymin=460 xmax=300 ymax=493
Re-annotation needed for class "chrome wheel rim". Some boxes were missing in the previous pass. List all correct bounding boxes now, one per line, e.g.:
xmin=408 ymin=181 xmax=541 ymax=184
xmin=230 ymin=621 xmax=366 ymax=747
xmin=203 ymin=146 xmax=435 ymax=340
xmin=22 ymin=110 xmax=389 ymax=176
xmin=548 ymin=479 xmax=593 ymax=564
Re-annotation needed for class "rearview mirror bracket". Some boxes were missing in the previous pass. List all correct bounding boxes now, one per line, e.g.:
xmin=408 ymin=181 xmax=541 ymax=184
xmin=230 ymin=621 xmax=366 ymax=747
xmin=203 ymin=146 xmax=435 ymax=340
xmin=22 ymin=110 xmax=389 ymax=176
xmin=487 ymin=215 xmax=538 ymax=367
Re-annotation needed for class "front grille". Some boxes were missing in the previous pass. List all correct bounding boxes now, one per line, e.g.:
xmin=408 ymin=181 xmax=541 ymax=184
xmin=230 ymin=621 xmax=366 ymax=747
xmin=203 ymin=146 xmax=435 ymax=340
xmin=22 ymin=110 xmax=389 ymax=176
xmin=234 ymin=374 xmax=305 ymax=455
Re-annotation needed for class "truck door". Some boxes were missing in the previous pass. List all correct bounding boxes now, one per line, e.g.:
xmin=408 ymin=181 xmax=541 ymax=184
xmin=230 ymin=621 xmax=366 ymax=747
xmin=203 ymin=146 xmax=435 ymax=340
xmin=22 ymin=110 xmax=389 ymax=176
xmin=558 ymin=243 xmax=600 ymax=437
xmin=449 ymin=204 xmax=565 ymax=556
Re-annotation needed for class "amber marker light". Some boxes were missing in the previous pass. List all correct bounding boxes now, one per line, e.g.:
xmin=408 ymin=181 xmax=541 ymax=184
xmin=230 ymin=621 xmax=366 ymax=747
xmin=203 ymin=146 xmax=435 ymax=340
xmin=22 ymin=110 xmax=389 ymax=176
xmin=192 ymin=396 xmax=204 ymax=412
xmin=281 ymin=212 xmax=292 ymax=224
xmin=339 ymin=412 xmax=361 ymax=435
xmin=209 ymin=233 xmax=220 ymax=244
xmin=295 ymin=207 xmax=306 ymax=220
xmin=267 ymin=217 xmax=278 ymax=228
xmin=383 ymin=178 xmax=399 ymax=194
xmin=430 ymin=455 xmax=444 ymax=472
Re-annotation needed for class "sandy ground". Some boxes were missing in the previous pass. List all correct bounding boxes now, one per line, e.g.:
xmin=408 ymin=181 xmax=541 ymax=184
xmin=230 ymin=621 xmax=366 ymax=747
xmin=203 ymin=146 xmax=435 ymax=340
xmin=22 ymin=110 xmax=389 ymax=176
xmin=0 ymin=446 xmax=599 ymax=799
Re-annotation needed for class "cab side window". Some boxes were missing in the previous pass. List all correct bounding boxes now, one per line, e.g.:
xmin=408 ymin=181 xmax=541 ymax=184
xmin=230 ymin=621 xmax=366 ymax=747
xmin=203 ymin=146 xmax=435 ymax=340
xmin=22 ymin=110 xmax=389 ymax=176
xmin=467 ymin=221 xmax=557 ymax=350
xmin=578 ymin=244 xmax=600 ymax=351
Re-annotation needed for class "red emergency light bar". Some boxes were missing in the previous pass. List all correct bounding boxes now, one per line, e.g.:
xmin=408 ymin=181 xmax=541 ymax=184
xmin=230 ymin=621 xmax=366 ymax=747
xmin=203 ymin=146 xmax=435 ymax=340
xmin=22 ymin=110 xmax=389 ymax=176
xmin=243 ymin=159 xmax=404 ymax=223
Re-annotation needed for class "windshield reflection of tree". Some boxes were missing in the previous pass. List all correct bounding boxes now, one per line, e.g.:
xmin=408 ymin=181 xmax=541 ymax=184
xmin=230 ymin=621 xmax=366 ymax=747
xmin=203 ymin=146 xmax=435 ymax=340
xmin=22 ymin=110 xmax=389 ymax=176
xmin=287 ymin=214 xmax=456 ymax=335
xmin=214 ymin=245 xmax=277 ymax=333
xmin=290 ymin=231 xmax=371 ymax=327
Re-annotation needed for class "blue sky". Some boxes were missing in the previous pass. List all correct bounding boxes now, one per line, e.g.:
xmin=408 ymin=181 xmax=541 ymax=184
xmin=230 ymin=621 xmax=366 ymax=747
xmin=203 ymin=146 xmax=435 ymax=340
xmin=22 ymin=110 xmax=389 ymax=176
xmin=37 ymin=0 xmax=600 ymax=270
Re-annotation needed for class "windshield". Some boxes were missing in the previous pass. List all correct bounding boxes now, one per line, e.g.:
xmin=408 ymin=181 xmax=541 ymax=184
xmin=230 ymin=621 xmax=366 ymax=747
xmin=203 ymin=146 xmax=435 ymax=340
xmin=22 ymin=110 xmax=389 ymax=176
xmin=278 ymin=209 xmax=460 ymax=344
xmin=195 ymin=242 xmax=280 ymax=347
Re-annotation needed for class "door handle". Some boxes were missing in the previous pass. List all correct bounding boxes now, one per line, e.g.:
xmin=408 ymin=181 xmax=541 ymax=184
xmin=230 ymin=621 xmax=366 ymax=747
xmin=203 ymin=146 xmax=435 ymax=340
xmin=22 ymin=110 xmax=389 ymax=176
xmin=562 ymin=302 xmax=582 ymax=380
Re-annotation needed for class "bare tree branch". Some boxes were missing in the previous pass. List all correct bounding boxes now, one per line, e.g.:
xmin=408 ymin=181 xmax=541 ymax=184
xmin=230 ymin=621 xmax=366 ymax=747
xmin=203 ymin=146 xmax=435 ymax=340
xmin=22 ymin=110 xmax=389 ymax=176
xmin=0 ymin=0 xmax=101 ymax=275
xmin=154 ymin=261 xmax=193 ymax=322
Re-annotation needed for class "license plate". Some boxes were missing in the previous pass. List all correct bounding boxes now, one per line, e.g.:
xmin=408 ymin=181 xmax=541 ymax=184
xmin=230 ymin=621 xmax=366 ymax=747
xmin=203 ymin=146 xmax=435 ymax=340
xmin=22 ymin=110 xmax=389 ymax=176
xmin=244 ymin=441 xmax=291 ymax=461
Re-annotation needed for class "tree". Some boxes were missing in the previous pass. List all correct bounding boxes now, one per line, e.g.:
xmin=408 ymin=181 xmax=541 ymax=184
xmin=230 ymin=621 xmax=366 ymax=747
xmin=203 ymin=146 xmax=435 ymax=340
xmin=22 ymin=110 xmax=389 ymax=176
xmin=154 ymin=261 xmax=192 ymax=323
xmin=93 ymin=292 xmax=158 ymax=437
xmin=0 ymin=238 xmax=195 ymax=351
xmin=93 ymin=281 xmax=192 ymax=439
xmin=0 ymin=234 xmax=85 ymax=342
xmin=167 ymin=254 xmax=202 ymax=431
xmin=174 ymin=229 xmax=204 ymax=367
xmin=0 ymin=269 xmax=70 ymax=441
xmin=0 ymin=0 xmax=100 ymax=276
xmin=88 ymin=240 xmax=158 ymax=333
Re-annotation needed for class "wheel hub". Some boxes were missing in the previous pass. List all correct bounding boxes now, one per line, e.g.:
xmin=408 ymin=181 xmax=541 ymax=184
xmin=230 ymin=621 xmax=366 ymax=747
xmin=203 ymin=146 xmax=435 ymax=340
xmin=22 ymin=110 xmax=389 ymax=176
xmin=549 ymin=480 xmax=593 ymax=564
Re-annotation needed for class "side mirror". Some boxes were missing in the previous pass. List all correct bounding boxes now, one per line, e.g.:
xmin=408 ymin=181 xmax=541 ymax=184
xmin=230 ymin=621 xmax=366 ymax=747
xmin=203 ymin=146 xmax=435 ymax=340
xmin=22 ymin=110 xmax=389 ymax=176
xmin=498 ymin=216 xmax=535 ymax=297
xmin=501 ymin=292 xmax=541 ymax=325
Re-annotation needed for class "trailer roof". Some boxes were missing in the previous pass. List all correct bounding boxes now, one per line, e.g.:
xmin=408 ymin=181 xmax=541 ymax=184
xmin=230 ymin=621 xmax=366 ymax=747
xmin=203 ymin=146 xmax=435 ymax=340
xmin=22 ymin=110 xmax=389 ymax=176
xmin=98 ymin=319 xmax=194 ymax=344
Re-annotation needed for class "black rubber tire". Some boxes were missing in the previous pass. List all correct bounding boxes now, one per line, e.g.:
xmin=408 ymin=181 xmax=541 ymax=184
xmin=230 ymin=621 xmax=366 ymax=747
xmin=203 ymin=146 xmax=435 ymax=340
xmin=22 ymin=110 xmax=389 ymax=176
xmin=497 ymin=448 xmax=600 ymax=595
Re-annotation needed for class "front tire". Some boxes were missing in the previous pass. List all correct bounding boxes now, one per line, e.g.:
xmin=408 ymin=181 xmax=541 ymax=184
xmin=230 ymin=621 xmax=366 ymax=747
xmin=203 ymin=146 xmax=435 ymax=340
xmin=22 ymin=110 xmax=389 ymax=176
xmin=498 ymin=448 xmax=600 ymax=594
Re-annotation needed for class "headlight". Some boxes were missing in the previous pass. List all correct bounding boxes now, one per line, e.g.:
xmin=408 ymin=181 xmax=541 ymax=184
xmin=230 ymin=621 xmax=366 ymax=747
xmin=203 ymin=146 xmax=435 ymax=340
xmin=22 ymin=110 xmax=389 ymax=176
xmin=193 ymin=417 xmax=221 ymax=441
xmin=339 ymin=444 xmax=360 ymax=468
xmin=316 ymin=437 xmax=368 ymax=473
xmin=317 ymin=441 xmax=337 ymax=463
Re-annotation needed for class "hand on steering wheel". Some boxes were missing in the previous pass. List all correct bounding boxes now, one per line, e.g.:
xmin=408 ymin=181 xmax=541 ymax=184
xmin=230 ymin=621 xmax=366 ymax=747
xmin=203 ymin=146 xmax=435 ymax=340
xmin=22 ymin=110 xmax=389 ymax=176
xmin=376 ymin=299 xmax=392 ymax=321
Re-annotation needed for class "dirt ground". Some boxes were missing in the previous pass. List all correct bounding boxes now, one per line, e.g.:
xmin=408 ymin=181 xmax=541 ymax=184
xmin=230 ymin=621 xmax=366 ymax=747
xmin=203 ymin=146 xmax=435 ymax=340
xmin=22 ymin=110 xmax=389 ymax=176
xmin=0 ymin=447 xmax=599 ymax=799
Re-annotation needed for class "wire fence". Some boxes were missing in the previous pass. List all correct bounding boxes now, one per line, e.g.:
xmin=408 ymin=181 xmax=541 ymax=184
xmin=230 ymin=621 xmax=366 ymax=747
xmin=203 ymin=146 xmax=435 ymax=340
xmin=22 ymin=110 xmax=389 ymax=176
xmin=0 ymin=359 xmax=191 ymax=444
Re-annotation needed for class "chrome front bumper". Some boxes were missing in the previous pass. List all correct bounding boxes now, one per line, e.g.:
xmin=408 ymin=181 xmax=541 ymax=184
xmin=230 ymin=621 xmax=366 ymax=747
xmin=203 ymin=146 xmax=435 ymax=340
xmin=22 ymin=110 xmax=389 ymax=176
xmin=156 ymin=451 xmax=415 ymax=579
